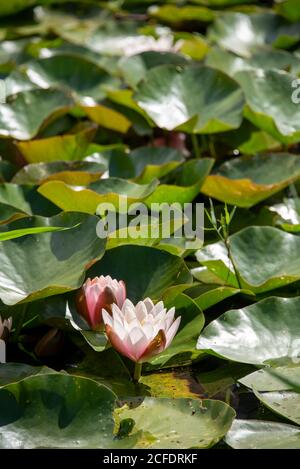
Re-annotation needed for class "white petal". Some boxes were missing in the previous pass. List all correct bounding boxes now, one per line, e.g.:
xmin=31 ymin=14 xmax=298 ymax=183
xmin=152 ymin=301 xmax=164 ymax=317
xmin=165 ymin=316 xmax=181 ymax=347
xmin=102 ymin=309 xmax=113 ymax=327
xmin=128 ymin=327 xmax=144 ymax=345
xmin=143 ymin=298 xmax=154 ymax=313
xmin=165 ymin=307 xmax=175 ymax=330
xmin=135 ymin=301 xmax=148 ymax=323
xmin=142 ymin=323 xmax=155 ymax=340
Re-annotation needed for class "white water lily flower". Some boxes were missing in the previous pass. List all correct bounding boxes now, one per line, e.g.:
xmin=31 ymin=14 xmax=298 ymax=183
xmin=102 ymin=298 xmax=181 ymax=363
xmin=0 ymin=316 xmax=12 ymax=339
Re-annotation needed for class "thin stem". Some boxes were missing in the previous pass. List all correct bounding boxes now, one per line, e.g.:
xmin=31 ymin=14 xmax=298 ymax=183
xmin=191 ymin=134 xmax=201 ymax=158
xmin=225 ymin=239 xmax=242 ymax=290
xmin=133 ymin=362 xmax=142 ymax=382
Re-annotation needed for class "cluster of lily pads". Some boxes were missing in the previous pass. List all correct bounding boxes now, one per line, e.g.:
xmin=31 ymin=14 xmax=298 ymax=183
xmin=1 ymin=0 xmax=300 ymax=450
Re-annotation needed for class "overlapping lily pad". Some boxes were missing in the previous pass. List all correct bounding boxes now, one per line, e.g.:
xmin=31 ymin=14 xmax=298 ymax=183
xmin=201 ymin=153 xmax=300 ymax=207
xmin=0 ymin=89 xmax=74 ymax=140
xmin=197 ymin=296 xmax=300 ymax=365
xmin=117 ymin=397 xmax=235 ymax=449
xmin=38 ymin=178 xmax=158 ymax=213
xmin=209 ymin=12 xmax=300 ymax=57
xmin=0 ymin=212 xmax=106 ymax=305
xmin=225 ymin=420 xmax=300 ymax=449
xmin=196 ymin=226 xmax=300 ymax=292
xmin=88 ymin=245 xmax=191 ymax=304
xmin=0 ymin=373 xmax=117 ymax=449
xmin=134 ymin=65 xmax=245 ymax=133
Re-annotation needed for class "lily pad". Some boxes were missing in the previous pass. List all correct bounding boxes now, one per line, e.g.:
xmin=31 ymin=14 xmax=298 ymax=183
xmin=88 ymin=245 xmax=191 ymax=303
xmin=146 ymin=158 xmax=214 ymax=205
xmin=148 ymin=5 xmax=215 ymax=25
xmin=196 ymin=226 xmax=300 ymax=292
xmin=209 ymin=12 xmax=300 ymax=57
xmin=0 ymin=363 xmax=54 ymax=387
xmin=0 ymin=88 xmax=73 ymax=140
xmin=119 ymin=51 xmax=188 ymax=89
xmin=15 ymin=125 xmax=96 ymax=163
xmin=0 ymin=373 xmax=117 ymax=449
xmin=201 ymin=153 xmax=300 ymax=207
xmin=134 ymin=65 xmax=244 ymax=133
xmin=25 ymin=54 xmax=119 ymax=103
xmin=254 ymin=390 xmax=300 ymax=426
xmin=240 ymin=366 xmax=300 ymax=392
xmin=236 ymin=69 xmax=300 ymax=144
xmin=225 ymin=419 xmax=300 ymax=449
xmin=197 ymin=296 xmax=300 ymax=365
xmin=12 ymin=161 xmax=106 ymax=185
xmin=38 ymin=178 xmax=158 ymax=213
xmin=0 ymin=212 xmax=106 ymax=305
xmin=269 ymin=198 xmax=300 ymax=232
xmin=117 ymin=397 xmax=235 ymax=449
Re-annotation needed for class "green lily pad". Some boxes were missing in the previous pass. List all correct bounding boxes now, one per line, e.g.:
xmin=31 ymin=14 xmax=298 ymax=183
xmin=269 ymin=198 xmax=300 ymax=232
xmin=38 ymin=178 xmax=158 ymax=213
xmin=12 ymin=161 xmax=106 ymax=185
xmin=15 ymin=124 xmax=96 ymax=163
xmin=236 ymin=69 xmax=300 ymax=144
xmin=275 ymin=0 xmax=300 ymax=22
xmin=108 ymin=146 xmax=180 ymax=183
xmin=201 ymin=153 xmax=300 ymax=207
xmin=146 ymin=158 xmax=214 ymax=205
xmin=197 ymin=296 xmax=300 ymax=365
xmin=88 ymin=245 xmax=191 ymax=303
xmin=82 ymin=104 xmax=131 ymax=133
xmin=0 ymin=184 xmax=59 ymax=222
xmin=148 ymin=5 xmax=215 ymax=25
xmin=240 ymin=366 xmax=300 ymax=392
xmin=0 ymin=212 xmax=106 ymax=305
xmin=196 ymin=226 xmax=300 ymax=292
xmin=0 ymin=372 xmax=117 ymax=449
xmin=0 ymin=88 xmax=73 ymax=140
xmin=225 ymin=419 xmax=300 ymax=449
xmin=117 ymin=397 xmax=235 ymax=449
xmin=254 ymin=390 xmax=300 ymax=426
xmin=206 ymin=46 xmax=300 ymax=77
xmin=25 ymin=54 xmax=119 ymax=103
xmin=186 ymin=284 xmax=242 ymax=310
xmin=119 ymin=51 xmax=188 ymax=89
xmin=134 ymin=65 xmax=244 ymax=133
xmin=0 ymin=363 xmax=55 ymax=387
xmin=209 ymin=12 xmax=300 ymax=57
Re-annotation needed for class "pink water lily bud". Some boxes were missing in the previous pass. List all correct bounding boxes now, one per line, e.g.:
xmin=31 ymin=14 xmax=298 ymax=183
xmin=0 ymin=317 xmax=12 ymax=341
xmin=76 ymin=276 xmax=126 ymax=330
xmin=102 ymin=298 xmax=181 ymax=363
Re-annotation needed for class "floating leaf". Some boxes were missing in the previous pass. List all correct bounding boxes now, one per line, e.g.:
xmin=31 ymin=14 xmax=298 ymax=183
xmin=196 ymin=226 xmax=300 ymax=292
xmin=197 ymin=296 xmax=300 ymax=365
xmin=236 ymin=69 xmax=300 ymax=144
xmin=201 ymin=153 xmax=300 ymax=207
xmin=117 ymin=397 xmax=235 ymax=449
xmin=0 ymin=212 xmax=106 ymax=305
xmin=12 ymin=161 xmax=105 ymax=185
xmin=134 ymin=65 xmax=244 ymax=133
xmin=209 ymin=12 xmax=300 ymax=57
xmin=38 ymin=178 xmax=158 ymax=213
xmin=0 ymin=373 xmax=117 ymax=449
xmin=0 ymin=89 xmax=73 ymax=140
xmin=15 ymin=125 xmax=96 ymax=163
xmin=226 ymin=419 xmax=300 ymax=449
xmin=25 ymin=54 xmax=119 ymax=103
xmin=88 ymin=245 xmax=191 ymax=303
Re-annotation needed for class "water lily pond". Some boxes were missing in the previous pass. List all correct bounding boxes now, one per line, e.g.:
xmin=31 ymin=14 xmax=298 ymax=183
xmin=0 ymin=0 xmax=300 ymax=450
